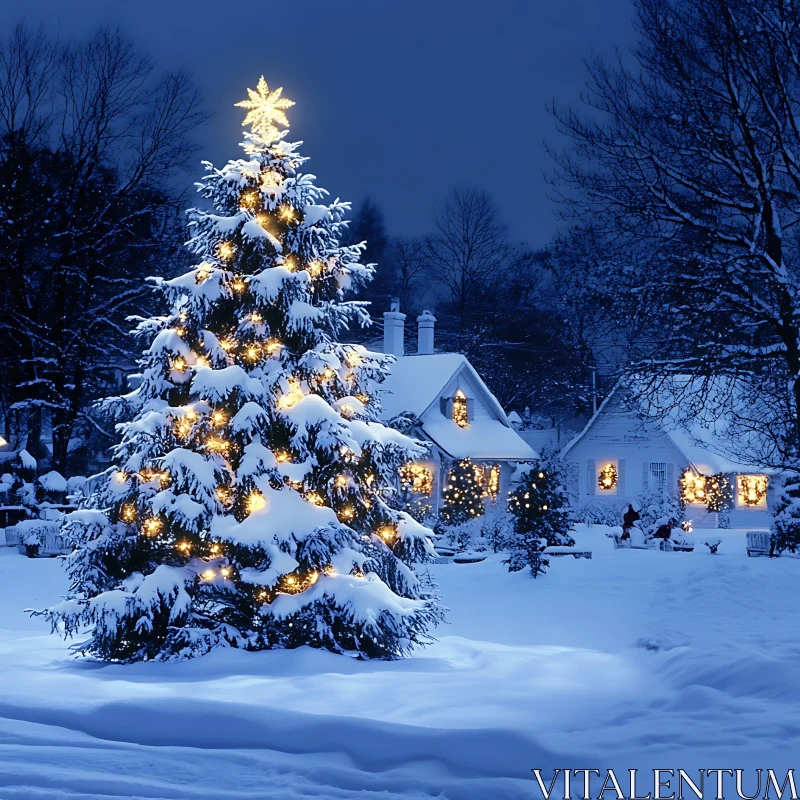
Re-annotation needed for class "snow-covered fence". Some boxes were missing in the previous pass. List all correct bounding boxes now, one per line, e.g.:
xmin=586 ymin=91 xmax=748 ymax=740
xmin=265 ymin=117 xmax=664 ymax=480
xmin=5 ymin=520 xmax=72 ymax=557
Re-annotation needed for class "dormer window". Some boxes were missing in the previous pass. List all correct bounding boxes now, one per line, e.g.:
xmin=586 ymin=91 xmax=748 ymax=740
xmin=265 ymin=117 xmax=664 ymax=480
xmin=452 ymin=390 xmax=469 ymax=428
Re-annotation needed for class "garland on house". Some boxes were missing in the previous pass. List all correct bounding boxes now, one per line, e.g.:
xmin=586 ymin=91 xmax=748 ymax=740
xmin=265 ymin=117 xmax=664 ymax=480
xmin=33 ymin=77 xmax=444 ymax=662
xmin=506 ymin=460 xmax=574 ymax=578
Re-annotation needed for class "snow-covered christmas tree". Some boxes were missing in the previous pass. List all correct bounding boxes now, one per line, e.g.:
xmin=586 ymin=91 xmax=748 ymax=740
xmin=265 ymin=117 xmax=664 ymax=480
xmin=440 ymin=458 xmax=485 ymax=525
xmin=506 ymin=460 xmax=574 ymax=577
xmin=771 ymin=473 xmax=800 ymax=556
xmin=37 ymin=78 xmax=443 ymax=662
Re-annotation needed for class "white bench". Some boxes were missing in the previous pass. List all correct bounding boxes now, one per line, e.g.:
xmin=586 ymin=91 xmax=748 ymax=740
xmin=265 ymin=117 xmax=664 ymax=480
xmin=544 ymin=546 xmax=592 ymax=560
xmin=746 ymin=531 xmax=773 ymax=557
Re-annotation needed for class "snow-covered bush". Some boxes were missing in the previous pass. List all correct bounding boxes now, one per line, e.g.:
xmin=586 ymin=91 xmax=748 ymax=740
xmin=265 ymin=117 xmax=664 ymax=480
xmin=636 ymin=488 xmax=684 ymax=536
xmin=771 ymin=473 xmax=800 ymax=555
xmin=573 ymin=499 xmax=629 ymax=527
xmin=506 ymin=459 xmax=575 ymax=577
xmin=34 ymin=79 xmax=444 ymax=662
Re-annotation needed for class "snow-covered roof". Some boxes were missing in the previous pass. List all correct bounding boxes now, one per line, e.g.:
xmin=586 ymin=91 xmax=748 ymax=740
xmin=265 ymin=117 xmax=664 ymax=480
xmin=379 ymin=353 xmax=537 ymax=462
xmin=561 ymin=380 xmax=766 ymax=474
xmin=422 ymin=417 xmax=537 ymax=460
xmin=380 ymin=354 xmax=474 ymax=419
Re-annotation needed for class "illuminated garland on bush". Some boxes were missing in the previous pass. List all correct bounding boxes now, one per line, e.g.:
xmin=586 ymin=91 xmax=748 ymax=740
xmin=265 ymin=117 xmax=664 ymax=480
xmin=707 ymin=473 xmax=733 ymax=512
xmin=598 ymin=463 xmax=617 ymax=491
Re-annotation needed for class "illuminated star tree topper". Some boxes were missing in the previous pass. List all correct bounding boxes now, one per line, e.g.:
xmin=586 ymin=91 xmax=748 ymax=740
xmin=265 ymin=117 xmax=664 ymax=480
xmin=235 ymin=76 xmax=295 ymax=144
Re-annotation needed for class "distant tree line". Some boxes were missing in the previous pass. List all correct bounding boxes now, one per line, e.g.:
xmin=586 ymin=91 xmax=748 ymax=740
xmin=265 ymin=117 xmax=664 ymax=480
xmin=0 ymin=23 xmax=206 ymax=474
xmin=345 ymin=189 xmax=608 ymax=427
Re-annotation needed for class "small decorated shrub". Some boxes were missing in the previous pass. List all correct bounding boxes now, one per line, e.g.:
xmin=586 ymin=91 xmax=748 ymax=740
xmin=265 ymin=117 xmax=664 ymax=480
xmin=506 ymin=460 xmax=574 ymax=577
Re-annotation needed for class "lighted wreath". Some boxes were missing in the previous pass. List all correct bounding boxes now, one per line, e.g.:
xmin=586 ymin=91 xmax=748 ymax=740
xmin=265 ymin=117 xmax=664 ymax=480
xmin=598 ymin=463 xmax=617 ymax=491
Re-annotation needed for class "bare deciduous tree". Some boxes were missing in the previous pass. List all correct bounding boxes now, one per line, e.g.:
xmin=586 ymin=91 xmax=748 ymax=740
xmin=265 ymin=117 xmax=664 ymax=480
xmin=553 ymin=0 xmax=800 ymax=467
xmin=423 ymin=189 xmax=512 ymax=324
xmin=0 ymin=24 xmax=206 ymax=472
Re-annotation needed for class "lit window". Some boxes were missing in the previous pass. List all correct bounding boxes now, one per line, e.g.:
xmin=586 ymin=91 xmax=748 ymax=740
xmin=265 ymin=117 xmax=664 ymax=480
xmin=598 ymin=463 xmax=617 ymax=491
xmin=399 ymin=463 xmax=433 ymax=496
xmin=737 ymin=474 xmax=768 ymax=507
xmin=452 ymin=390 xmax=469 ymax=428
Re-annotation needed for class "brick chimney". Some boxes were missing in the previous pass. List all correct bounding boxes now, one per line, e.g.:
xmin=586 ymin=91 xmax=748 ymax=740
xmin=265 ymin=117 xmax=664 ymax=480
xmin=383 ymin=297 xmax=406 ymax=357
xmin=417 ymin=310 xmax=436 ymax=355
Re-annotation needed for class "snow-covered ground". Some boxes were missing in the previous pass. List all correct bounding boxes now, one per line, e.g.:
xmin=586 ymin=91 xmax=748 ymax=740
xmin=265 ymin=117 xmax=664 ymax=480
xmin=0 ymin=526 xmax=799 ymax=799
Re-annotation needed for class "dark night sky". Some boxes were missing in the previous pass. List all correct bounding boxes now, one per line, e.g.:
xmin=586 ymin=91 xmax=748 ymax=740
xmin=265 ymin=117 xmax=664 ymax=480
xmin=4 ymin=0 xmax=635 ymax=247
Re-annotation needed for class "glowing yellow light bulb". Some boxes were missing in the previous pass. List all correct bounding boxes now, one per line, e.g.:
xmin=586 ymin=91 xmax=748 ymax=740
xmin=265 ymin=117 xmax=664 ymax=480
xmin=207 ymin=437 xmax=229 ymax=453
xmin=120 ymin=504 xmax=136 ymax=523
xmin=201 ymin=569 xmax=216 ymax=581
xmin=245 ymin=345 xmax=260 ymax=361
xmin=249 ymin=312 xmax=263 ymax=324
xmin=195 ymin=355 xmax=210 ymax=368
xmin=176 ymin=540 xmax=192 ymax=554
xmin=340 ymin=403 xmax=354 ymax=417
xmin=265 ymin=339 xmax=281 ymax=354
xmin=340 ymin=506 xmax=354 ymax=520
xmin=246 ymin=491 xmax=267 ymax=514
xmin=261 ymin=170 xmax=282 ymax=188
xmin=209 ymin=543 xmax=222 ymax=556
xmin=143 ymin=518 xmax=162 ymax=537
xmin=279 ymin=205 xmax=295 ymax=222
xmin=172 ymin=356 xmax=186 ymax=372
xmin=323 ymin=367 xmax=335 ymax=380
xmin=220 ymin=567 xmax=231 ymax=578
xmin=217 ymin=241 xmax=235 ymax=260
xmin=231 ymin=277 xmax=246 ymax=292
xmin=220 ymin=338 xmax=237 ymax=352
xmin=308 ymin=571 xmax=319 ymax=585
xmin=275 ymin=451 xmax=290 ymax=463
xmin=306 ymin=492 xmax=324 ymax=506
xmin=239 ymin=190 xmax=259 ymax=210
xmin=174 ymin=326 xmax=185 ymax=337
xmin=306 ymin=259 xmax=323 ymax=276
xmin=378 ymin=527 xmax=394 ymax=541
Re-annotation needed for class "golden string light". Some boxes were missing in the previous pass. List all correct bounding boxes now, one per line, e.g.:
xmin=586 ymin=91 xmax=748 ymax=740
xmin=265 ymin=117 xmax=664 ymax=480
xmin=306 ymin=259 xmax=323 ymax=276
xmin=279 ymin=205 xmax=296 ymax=222
xmin=206 ymin=437 xmax=230 ymax=453
xmin=249 ymin=312 xmax=263 ymax=324
xmin=143 ymin=518 xmax=162 ymax=537
xmin=172 ymin=356 xmax=187 ymax=372
xmin=265 ymin=339 xmax=281 ymax=355
xmin=217 ymin=241 xmax=235 ymax=261
xmin=201 ymin=569 xmax=216 ymax=581
xmin=306 ymin=492 xmax=324 ymax=506
xmin=176 ymin=541 xmax=192 ymax=554
xmin=239 ymin=190 xmax=259 ymax=211
xmin=231 ymin=277 xmax=247 ymax=292
xmin=246 ymin=490 xmax=267 ymax=514
xmin=212 ymin=411 xmax=226 ymax=427
xmin=120 ymin=504 xmax=136 ymax=523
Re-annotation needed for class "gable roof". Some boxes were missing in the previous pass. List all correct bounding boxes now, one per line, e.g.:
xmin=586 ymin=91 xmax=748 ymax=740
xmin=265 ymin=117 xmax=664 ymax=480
xmin=379 ymin=353 xmax=537 ymax=461
xmin=560 ymin=380 xmax=765 ymax=474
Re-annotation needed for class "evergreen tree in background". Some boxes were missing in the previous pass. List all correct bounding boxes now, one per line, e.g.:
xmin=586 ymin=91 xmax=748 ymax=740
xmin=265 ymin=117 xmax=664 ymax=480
xmin=36 ymin=77 xmax=443 ymax=662
xmin=506 ymin=461 xmax=574 ymax=577
xmin=771 ymin=474 xmax=800 ymax=555
xmin=440 ymin=458 xmax=485 ymax=525
xmin=344 ymin=197 xmax=397 ymax=312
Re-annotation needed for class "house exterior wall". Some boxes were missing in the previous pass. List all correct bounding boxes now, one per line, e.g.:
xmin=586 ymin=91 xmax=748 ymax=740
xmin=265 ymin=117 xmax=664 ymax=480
xmin=562 ymin=395 xmax=774 ymax=529
xmin=563 ymin=397 xmax=689 ymax=506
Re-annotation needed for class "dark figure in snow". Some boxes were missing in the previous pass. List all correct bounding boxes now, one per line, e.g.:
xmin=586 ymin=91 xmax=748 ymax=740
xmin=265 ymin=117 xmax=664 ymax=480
xmin=621 ymin=504 xmax=640 ymax=541
xmin=652 ymin=519 xmax=675 ymax=540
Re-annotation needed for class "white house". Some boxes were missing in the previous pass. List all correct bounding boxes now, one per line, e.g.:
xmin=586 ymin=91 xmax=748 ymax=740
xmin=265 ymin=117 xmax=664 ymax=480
xmin=378 ymin=302 xmax=537 ymax=517
xmin=560 ymin=384 xmax=775 ymax=528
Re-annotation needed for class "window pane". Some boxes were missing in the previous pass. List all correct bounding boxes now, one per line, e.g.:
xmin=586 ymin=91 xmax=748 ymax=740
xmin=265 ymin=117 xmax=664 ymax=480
xmin=649 ymin=462 xmax=667 ymax=490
